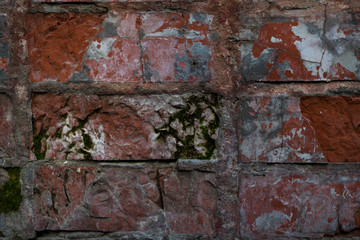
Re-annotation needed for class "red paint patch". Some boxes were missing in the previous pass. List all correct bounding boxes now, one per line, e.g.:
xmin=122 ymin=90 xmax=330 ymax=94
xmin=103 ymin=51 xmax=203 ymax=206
xmin=27 ymin=13 xmax=105 ymax=82
xmin=301 ymin=96 xmax=360 ymax=162
xmin=85 ymin=38 xmax=142 ymax=82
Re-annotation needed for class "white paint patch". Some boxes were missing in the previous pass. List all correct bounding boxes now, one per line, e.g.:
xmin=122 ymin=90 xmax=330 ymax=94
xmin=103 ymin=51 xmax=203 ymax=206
xmin=86 ymin=37 xmax=117 ymax=61
xmin=292 ymin=23 xmax=324 ymax=64
xmin=271 ymin=36 xmax=282 ymax=43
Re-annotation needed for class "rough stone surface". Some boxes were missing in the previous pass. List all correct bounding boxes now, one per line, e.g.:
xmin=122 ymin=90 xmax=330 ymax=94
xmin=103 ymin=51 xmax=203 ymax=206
xmin=27 ymin=11 xmax=213 ymax=83
xmin=240 ymin=6 xmax=360 ymax=81
xmin=32 ymin=93 xmax=219 ymax=160
xmin=0 ymin=95 xmax=14 ymax=159
xmin=239 ymin=167 xmax=360 ymax=238
xmin=2 ymin=0 xmax=360 ymax=239
xmin=239 ymin=96 xmax=325 ymax=163
xmin=0 ymin=14 xmax=8 ymax=82
xmin=33 ymin=163 xmax=217 ymax=235
xmin=301 ymin=96 xmax=360 ymax=162
xmin=27 ymin=13 xmax=105 ymax=83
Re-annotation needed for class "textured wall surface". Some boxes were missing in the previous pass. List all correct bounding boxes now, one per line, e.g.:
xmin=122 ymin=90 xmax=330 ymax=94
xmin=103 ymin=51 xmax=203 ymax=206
xmin=0 ymin=0 xmax=360 ymax=239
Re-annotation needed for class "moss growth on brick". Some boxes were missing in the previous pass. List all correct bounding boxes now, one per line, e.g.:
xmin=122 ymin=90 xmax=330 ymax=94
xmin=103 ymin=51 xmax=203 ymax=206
xmin=33 ymin=129 xmax=48 ymax=160
xmin=82 ymin=133 xmax=94 ymax=150
xmin=155 ymin=94 xmax=219 ymax=160
xmin=0 ymin=168 xmax=22 ymax=213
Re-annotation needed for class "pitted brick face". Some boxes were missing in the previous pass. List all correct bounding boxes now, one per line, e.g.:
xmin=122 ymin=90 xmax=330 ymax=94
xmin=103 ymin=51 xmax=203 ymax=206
xmin=27 ymin=13 xmax=105 ymax=82
xmin=239 ymin=96 xmax=324 ymax=163
xmin=0 ymin=95 xmax=14 ymax=158
xmin=33 ymin=164 xmax=217 ymax=234
xmin=240 ymin=7 xmax=360 ymax=81
xmin=0 ymin=15 xmax=9 ymax=81
xmin=31 ymin=93 xmax=219 ymax=160
xmin=239 ymin=169 xmax=360 ymax=238
xmin=301 ymin=96 xmax=360 ymax=162
xmin=27 ymin=11 xmax=213 ymax=83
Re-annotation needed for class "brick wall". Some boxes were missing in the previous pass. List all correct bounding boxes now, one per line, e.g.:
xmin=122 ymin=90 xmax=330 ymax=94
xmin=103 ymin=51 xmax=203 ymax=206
xmin=0 ymin=0 xmax=360 ymax=239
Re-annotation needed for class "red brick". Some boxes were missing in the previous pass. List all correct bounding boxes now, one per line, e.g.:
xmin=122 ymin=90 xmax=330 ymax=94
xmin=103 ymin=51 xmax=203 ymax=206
xmin=0 ymin=15 xmax=9 ymax=81
xmin=85 ymin=37 xmax=142 ymax=82
xmin=34 ymin=164 xmax=217 ymax=234
xmin=239 ymin=169 xmax=360 ymax=238
xmin=31 ymin=93 xmax=219 ymax=160
xmin=0 ymin=95 xmax=14 ymax=158
xmin=160 ymin=169 xmax=217 ymax=234
xmin=34 ymin=165 xmax=165 ymax=231
xmin=240 ymin=7 xmax=360 ymax=81
xmin=141 ymin=13 xmax=213 ymax=82
xmin=301 ymin=96 xmax=360 ymax=162
xmin=239 ymin=96 xmax=325 ymax=163
xmin=27 ymin=13 xmax=105 ymax=82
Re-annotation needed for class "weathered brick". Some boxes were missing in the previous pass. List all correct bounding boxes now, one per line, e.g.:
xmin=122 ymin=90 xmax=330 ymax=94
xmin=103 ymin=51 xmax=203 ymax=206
xmin=142 ymin=13 xmax=213 ymax=82
xmin=33 ymin=164 xmax=217 ymax=235
xmin=160 ymin=168 xmax=217 ymax=235
xmin=240 ymin=7 xmax=360 ymax=81
xmin=301 ymin=96 xmax=360 ymax=162
xmin=239 ymin=168 xmax=360 ymax=238
xmin=0 ymin=14 xmax=9 ymax=81
xmin=239 ymin=96 xmax=325 ymax=163
xmin=27 ymin=11 xmax=213 ymax=83
xmin=27 ymin=13 xmax=105 ymax=82
xmin=31 ymin=93 xmax=219 ymax=160
xmin=0 ymin=95 xmax=14 ymax=158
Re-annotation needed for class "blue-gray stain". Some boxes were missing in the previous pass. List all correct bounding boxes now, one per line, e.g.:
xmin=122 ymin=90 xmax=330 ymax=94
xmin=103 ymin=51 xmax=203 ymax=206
xmin=174 ymin=42 xmax=211 ymax=82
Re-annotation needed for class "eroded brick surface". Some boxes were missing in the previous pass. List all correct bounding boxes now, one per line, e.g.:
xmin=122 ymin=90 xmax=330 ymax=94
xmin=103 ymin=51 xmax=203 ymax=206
xmin=301 ymin=96 xmax=360 ymax=162
xmin=239 ymin=96 xmax=325 ymax=163
xmin=240 ymin=7 xmax=360 ymax=81
xmin=0 ymin=95 xmax=14 ymax=158
xmin=160 ymin=168 xmax=217 ymax=234
xmin=27 ymin=11 xmax=213 ymax=83
xmin=34 ymin=164 xmax=217 ymax=234
xmin=27 ymin=13 xmax=105 ymax=82
xmin=32 ymin=93 xmax=219 ymax=160
xmin=0 ymin=14 xmax=9 ymax=81
xmin=239 ymin=168 xmax=360 ymax=238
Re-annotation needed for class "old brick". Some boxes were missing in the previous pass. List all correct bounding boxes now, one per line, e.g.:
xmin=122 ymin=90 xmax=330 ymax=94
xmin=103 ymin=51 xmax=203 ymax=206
xmin=0 ymin=14 xmax=9 ymax=81
xmin=160 ymin=169 xmax=217 ymax=235
xmin=31 ymin=93 xmax=219 ymax=160
xmin=27 ymin=11 xmax=213 ymax=83
xmin=239 ymin=96 xmax=325 ymax=163
xmin=240 ymin=7 xmax=360 ymax=81
xmin=33 ymin=164 xmax=217 ymax=235
xmin=301 ymin=96 xmax=360 ymax=162
xmin=27 ymin=13 xmax=105 ymax=82
xmin=142 ymin=13 xmax=213 ymax=82
xmin=33 ymin=165 xmax=165 ymax=231
xmin=0 ymin=94 xmax=14 ymax=158
xmin=239 ymin=168 xmax=360 ymax=238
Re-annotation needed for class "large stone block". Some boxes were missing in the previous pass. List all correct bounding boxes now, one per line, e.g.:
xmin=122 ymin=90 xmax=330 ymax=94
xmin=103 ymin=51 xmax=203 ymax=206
xmin=27 ymin=11 xmax=213 ymax=83
xmin=239 ymin=168 xmax=360 ymax=238
xmin=240 ymin=7 xmax=360 ymax=81
xmin=238 ymin=96 xmax=324 ymax=163
xmin=32 ymin=93 xmax=219 ymax=160
xmin=33 ymin=164 xmax=217 ymax=235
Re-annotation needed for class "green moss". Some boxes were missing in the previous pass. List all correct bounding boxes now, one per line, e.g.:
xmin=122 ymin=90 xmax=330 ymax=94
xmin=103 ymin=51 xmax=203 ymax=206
xmin=155 ymin=94 xmax=219 ymax=160
xmin=82 ymin=132 xmax=94 ymax=150
xmin=33 ymin=129 xmax=48 ymax=160
xmin=54 ymin=127 xmax=63 ymax=139
xmin=68 ymin=142 xmax=76 ymax=149
xmin=77 ymin=149 xmax=93 ymax=160
xmin=0 ymin=168 xmax=22 ymax=213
